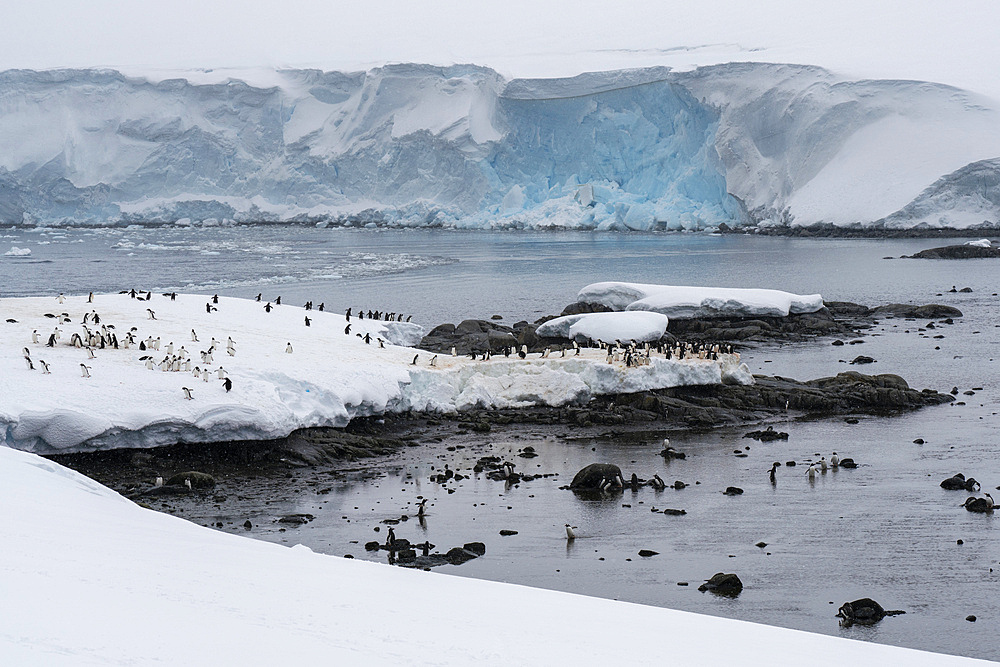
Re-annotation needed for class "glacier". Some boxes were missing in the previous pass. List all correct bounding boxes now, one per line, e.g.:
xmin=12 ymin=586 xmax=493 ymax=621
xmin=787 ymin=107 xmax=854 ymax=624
xmin=2 ymin=63 xmax=1000 ymax=230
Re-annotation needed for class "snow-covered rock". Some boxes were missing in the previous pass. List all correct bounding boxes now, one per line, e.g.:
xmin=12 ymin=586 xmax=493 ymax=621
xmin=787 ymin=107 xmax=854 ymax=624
xmin=965 ymin=238 xmax=993 ymax=247
xmin=2 ymin=443 xmax=985 ymax=666
xmin=577 ymin=282 xmax=824 ymax=319
xmin=1 ymin=62 xmax=999 ymax=231
xmin=536 ymin=311 xmax=668 ymax=343
xmin=1 ymin=293 xmax=746 ymax=453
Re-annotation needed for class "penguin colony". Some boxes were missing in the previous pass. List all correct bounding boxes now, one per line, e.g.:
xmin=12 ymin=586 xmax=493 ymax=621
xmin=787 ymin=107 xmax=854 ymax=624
xmin=11 ymin=291 xmax=738 ymax=410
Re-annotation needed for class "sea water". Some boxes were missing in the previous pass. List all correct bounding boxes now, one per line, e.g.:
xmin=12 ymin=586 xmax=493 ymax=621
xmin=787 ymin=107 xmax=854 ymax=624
xmin=6 ymin=226 xmax=1000 ymax=659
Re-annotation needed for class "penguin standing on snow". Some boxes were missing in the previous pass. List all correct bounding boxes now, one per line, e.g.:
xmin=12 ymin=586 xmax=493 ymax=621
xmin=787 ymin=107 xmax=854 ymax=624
xmin=345 ymin=324 xmax=351 ymax=335
xmin=264 ymin=302 xmax=272 ymax=313
xmin=285 ymin=343 xmax=293 ymax=354
xmin=80 ymin=364 xmax=92 ymax=378
xmin=304 ymin=316 xmax=311 ymax=327
xmin=39 ymin=360 xmax=51 ymax=374
xmin=31 ymin=330 xmax=39 ymax=344
xmin=182 ymin=387 xmax=194 ymax=400
xmin=222 ymin=377 xmax=232 ymax=392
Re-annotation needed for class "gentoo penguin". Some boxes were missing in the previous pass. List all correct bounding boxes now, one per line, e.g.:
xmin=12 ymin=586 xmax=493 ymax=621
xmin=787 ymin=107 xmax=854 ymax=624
xmin=146 ymin=308 xmax=156 ymax=320
xmin=227 ymin=346 xmax=235 ymax=357
xmin=411 ymin=354 xmax=419 ymax=365
xmin=212 ymin=294 xmax=219 ymax=304
xmin=830 ymin=453 xmax=840 ymax=468
xmin=264 ymin=302 xmax=272 ymax=313
xmin=23 ymin=356 xmax=34 ymax=370
xmin=205 ymin=303 xmax=214 ymax=314
xmin=184 ymin=478 xmax=192 ymax=490
xmin=819 ymin=457 xmax=828 ymax=472
xmin=275 ymin=296 xmax=281 ymax=305
xmin=31 ymin=330 xmax=39 ymax=344
xmin=80 ymin=364 xmax=92 ymax=378
xmin=429 ymin=355 xmax=438 ymax=367
xmin=217 ymin=367 xmax=227 ymax=379
xmin=304 ymin=316 xmax=311 ymax=327
xmin=155 ymin=476 xmax=164 ymax=487
xmin=363 ymin=333 xmax=371 ymax=344
xmin=565 ymin=524 xmax=576 ymax=541
xmin=451 ymin=346 xmax=457 ymax=357
xmin=46 ymin=333 xmax=56 ymax=347
xmin=344 ymin=324 xmax=351 ymax=335
xmin=182 ymin=387 xmax=194 ymax=400
xmin=769 ymin=462 xmax=779 ymax=484
xmin=145 ymin=357 xmax=154 ymax=370
xmin=57 ymin=293 xmax=66 ymax=304
xmin=518 ymin=345 xmax=527 ymax=359
xmin=256 ymin=293 xmax=262 ymax=302
xmin=86 ymin=347 xmax=96 ymax=359
xmin=39 ymin=360 xmax=50 ymax=374
xmin=417 ymin=498 xmax=428 ymax=518
xmin=192 ymin=367 xmax=201 ymax=379
xmin=378 ymin=338 xmax=385 ymax=348
xmin=166 ymin=342 xmax=174 ymax=355
xmin=285 ymin=342 xmax=293 ymax=354
xmin=806 ymin=464 xmax=818 ymax=480
xmin=222 ymin=377 xmax=232 ymax=392
xmin=986 ymin=493 xmax=995 ymax=510
xmin=88 ymin=292 xmax=94 ymax=303
xmin=191 ymin=329 xmax=199 ymax=342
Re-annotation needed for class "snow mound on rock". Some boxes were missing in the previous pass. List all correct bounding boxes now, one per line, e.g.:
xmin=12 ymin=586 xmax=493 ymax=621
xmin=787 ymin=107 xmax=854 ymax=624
xmin=536 ymin=312 xmax=668 ymax=342
xmin=577 ymin=282 xmax=824 ymax=319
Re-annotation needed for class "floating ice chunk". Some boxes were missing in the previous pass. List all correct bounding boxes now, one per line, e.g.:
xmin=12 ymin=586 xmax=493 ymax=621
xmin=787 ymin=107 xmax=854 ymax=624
xmin=536 ymin=312 xmax=668 ymax=343
xmin=4 ymin=246 xmax=31 ymax=256
xmin=577 ymin=282 xmax=824 ymax=319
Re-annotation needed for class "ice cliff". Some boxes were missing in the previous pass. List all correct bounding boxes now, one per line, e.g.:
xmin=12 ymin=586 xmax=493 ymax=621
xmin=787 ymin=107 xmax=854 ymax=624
xmin=2 ymin=63 xmax=1000 ymax=230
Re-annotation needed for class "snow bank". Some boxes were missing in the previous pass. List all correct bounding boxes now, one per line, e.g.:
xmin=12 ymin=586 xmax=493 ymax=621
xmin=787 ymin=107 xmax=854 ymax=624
xmin=965 ymin=239 xmax=993 ymax=247
xmin=0 ymin=445 xmax=989 ymax=666
xmin=1 ymin=293 xmax=743 ymax=453
xmin=536 ymin=311 xmax=669 ymax=343
xmin=577 ymin=282 xmax=824 ymax=319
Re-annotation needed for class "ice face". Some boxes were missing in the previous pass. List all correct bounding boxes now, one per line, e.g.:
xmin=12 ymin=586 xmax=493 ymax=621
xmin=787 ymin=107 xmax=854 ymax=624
xmin=1 ymin=63 xmax=999 ymax=230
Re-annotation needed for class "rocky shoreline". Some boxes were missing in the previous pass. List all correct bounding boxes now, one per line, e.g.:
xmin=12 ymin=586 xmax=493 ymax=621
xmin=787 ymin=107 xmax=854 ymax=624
xmin=719 ymin=222 xmax=999 ymax=239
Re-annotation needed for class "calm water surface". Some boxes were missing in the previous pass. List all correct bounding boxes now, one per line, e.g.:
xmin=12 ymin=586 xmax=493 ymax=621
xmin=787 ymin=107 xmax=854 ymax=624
xmin=5 ymin=226 xmax=1000 ymax=659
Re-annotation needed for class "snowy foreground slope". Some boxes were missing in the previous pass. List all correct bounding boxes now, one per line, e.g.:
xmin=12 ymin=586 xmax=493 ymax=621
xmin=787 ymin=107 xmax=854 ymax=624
xmin=0 ymin=445 xmax=990 ymax=666
xmin=2 ymin=62 xmax=1000 ymax=230
xmin=0 ymin=293 xmax=750 ymax=453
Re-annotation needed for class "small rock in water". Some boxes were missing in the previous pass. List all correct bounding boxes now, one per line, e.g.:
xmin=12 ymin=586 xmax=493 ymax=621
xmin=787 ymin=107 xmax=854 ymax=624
xmin=499 ymin=529 xmax=518 ymax=536
xmin=243 ymin=520 xmax=252 ymax=530
xmin=755 ymin=541 xmax=767 ymax=548
xmin=967 ymin=615 xmax=977 ymax=622
xmin=638 ymin=550 xmax=659 ymax=557
xmin=723 ymin=487 xmax=744 ymax=496
xmin=698 ymin=572 xmax=743 ymax=596
xmin=913 ymin=438 xmax=924 ymax=444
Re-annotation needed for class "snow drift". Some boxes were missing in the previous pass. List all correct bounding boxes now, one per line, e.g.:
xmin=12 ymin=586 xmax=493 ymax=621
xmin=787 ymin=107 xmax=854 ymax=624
xmin=2 ymin=62 xmax=1000 ymax=231
xmin=0 ymin=293 xmax=747 ymax=453
xmin=535 ymin=311 xmax=669 ymax=342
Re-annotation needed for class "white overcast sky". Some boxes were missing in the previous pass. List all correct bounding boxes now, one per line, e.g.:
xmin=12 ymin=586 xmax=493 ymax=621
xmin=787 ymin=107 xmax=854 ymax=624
xmin=3 ymin=1 xmax=998 ymax=97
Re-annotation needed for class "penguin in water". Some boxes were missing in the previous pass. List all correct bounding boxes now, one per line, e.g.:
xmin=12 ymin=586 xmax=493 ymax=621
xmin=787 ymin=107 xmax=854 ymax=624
xmin=285 ymin=342 xmax=293 ymax=354
xmin=80 ymin=364 xmax=92 ymax=378
xmin=830 ymin=452 xmax=840 ymax=468
xmin=819 ymin=457 xmax=828 ymax=472
xmin=222 ymin=377 xmax=232 ymax=393
xmin=565 ymin=524 xmax=577 ymax=541
xmin=182 ymin=387 xmax=194 ymax=400
xmin=806 ymin=464 xmax=818 ymax=480
xmin=769 ymin=462 xmax=780 ymax=484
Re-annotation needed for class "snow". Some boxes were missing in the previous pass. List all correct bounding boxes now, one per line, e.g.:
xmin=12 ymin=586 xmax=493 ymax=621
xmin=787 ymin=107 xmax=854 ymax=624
xmin=1 ymin=293 xmax=746 ymax=453
xmin=965 ymin=239 xmax=992 ymax=247
xmin=0 ymin=444 xmax=991 ymax=666
xmin=536 ymin=311 xmax=669 ymax=343
xmin=3 ymin=246 xmax=31 ymax=256
xmin=578 ymin=282 xmax=824 ymax=319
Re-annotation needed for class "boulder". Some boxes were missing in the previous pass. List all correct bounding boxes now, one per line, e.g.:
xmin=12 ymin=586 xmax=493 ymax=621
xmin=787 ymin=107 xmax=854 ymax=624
xmin=698 ymin=572 xmax=743 ymax=596
xmin=569 ymin=463 xmax=625 ymax=491
xmin=835 ymin=598 xmax=904 ymax=626
xmin=165 ymin=471 xmax=215 ymax=489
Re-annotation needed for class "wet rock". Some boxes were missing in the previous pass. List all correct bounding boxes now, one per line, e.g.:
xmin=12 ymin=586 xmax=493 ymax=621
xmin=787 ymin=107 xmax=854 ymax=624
xmin=723 ymin=487 xmax=744 ymax=496
xmin=839 ymin=458 xmax=858 ymax=469
xmin=909 ymin=244 xmax=1000 ymax=259
xmin=940 ymin=473 xmax=980 ymax=491
xmin=396 ymin=549 xmax=417 ymax=563
xmin=165 ymin=471 xmax=215 ymax=489
xmin=755 ymin=541 xmax=767 ymax=548
xmin=499 ymin=529 xmax=518 ymax=536
xmin=967 ymin=615 xmax=977 ymax=622
xmin=446 ymin=547 xmax=480 ymax=565
xmin=243 ymin=520 xmax=252 ymax=530
xmin=836 ymin=598 xmax=904 ymax=626
xmin=463 ymin=542 xmax=487 ymax=557
xmin=849 ymin=355 xmax=876 ymax=365
xmin=570 ymin=463 xmax=625 ymax=491
xmin=638 ymin=550 xmax=659 ymax=557
xmin=832 ymin=339 xmax=845 ymax=346
xmin=743 ymin=426 xmax=788 ymax=442
xmin=662 ymin=508 xmax=687 ymax=516
xmin=672 ymin=481 xmax=688 ymax=489
xmin=870 ymin=303 xmax=963 ymax=319
xmin=698 ymin=573 xmax=743 ymax=596
xmin=277 ymin=513 xmax=315 ymax=525
xmin=913 ymin=438 xmax=924 ymax=444
xmin=364 ymin=541 xmax=381 ymax=551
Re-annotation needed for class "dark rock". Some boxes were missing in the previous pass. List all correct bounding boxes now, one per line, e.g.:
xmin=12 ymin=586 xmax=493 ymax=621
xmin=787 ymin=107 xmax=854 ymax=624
xmin=941 ymin=473 xmax=980 ymax=491
xmin=277 ymin=513 xmax=314 ymax=525
xmin=832 ymin=339 xmax=845 ymax=346
xmin=638 ymin=550 xmax=659 ymax=557
xmin=698 ymin=572 xmax=743 ymax=596
xmin=662 ymin=508 xmax=687 ymax=516
xmin=839 ymin=458 xmax=858 ymax=468
xmin=785 ymin=461 xmax=797 ymax=466
xmin=743 ymin=426 xmax=788 ymax=441
xmin=396 ymin=549 xmax=417 ymax=562
xmin=560 ymin=301 xmax=614 ymax=316
xmin=849 ymin=355 xmax=876 ymax=365
xmin=243 ymin=520 xmax=252 ymax=530
xmin=913 ymin=438 xmax=924 ymax=444
xmin=463 ymin=542 xmax=487 ymax=556
xmin=967 ymin=615 xmax=977 ymax=622
xmin=569 ymin=463 xmax=625 ymax=491
xmin=445 ymin=547 xmax=480 ymax=565
xmin=723 ymin=487 xmax=744 ymax=496
xmin=755 ymin=541 xmax=767 ymax=548
xmin=909 ymin=244 xmax=1000 ymax=260
xmin=165 ymin=471 xmax=215 ymax=489
xmin=960 ymin=287 xmax=974 ymax=292
xmin=870 ymin=303 xmax=963 ymax=319
xmin=365 ymin=541 xmax=381 ymax=551
xmin=499 ymin=529 xmax=518 ymax=536
xmin=837 ymin=598 xmax=886 ymax=626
